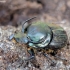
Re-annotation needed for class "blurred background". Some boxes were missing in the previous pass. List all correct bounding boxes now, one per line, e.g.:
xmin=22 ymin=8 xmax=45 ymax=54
xmin=0 ymin=0 xmax=70 ymax=70
xmin=0 ymin=0 xmax=70 ymax=26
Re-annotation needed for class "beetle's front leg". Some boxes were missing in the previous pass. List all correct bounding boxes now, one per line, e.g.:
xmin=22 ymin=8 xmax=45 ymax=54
xmin=8 ymin=34 xmax=14 ymax=41
xmin=26 ymin=48 xmax=35 ymax=60
xmin=22 ymin=17 xmax=36 ymax=33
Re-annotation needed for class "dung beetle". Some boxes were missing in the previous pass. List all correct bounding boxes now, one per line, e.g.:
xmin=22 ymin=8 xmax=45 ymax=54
xmin=9 ymin=17 xmax=68 ymax=64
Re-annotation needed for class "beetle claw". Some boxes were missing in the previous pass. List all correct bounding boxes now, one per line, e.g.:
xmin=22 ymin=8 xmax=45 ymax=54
xmin=50 ymin=61 xmax=56 ymax=66
xmin=55 ymin=55 xmax=67 ymax=61
xmin=43 ymin=53 xmax=56 ymax=66
xmin=8 ymin=34 xmax=14 ymax=41
xmin=25 ymin=56 xmax=35 ymax=61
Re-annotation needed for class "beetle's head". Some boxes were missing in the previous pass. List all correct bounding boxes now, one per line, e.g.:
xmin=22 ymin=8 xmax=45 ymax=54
xmin=9 ymin=32 xmax=28 ymax=44
xmin=9 ymin=17 xmax=37 ymax=44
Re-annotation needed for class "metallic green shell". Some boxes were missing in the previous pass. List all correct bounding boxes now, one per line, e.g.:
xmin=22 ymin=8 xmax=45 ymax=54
xmin=27 ymin=21 xmax=52 ymax=48
xmin=27 ymin=21 xmax=67 ymax=49
xmin=47 ymin=23 xmax=68 ymax=49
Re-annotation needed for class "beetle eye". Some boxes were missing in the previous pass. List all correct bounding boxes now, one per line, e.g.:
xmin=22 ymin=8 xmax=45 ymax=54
xmin=27 ymin=36 xmax=30 ymax=39
xmin=27 ymin=36 xmax=31 ymax=41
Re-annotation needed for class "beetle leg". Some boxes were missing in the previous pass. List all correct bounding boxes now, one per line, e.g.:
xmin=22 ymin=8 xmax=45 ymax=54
xmin=43 ymin=53 xmax=56 ymax=65
xmin=54 ymin=55 xmax=67 ymax=61
xmin=27 ymin=48 xmax=35 ymax=60
xmin=8 ymin=34 xmax=14 ymax=41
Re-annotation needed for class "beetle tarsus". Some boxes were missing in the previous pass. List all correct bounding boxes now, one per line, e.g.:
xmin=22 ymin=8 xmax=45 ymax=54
xmin=55 ymin=55 xmax=67 ymax=61
xmin=8 ymin=34 xmax=14 ymax=41
xmin=26 ymin=56 xmax=35 ymax=61
xmin=43 ymin=53 xmax=56 ymax=65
